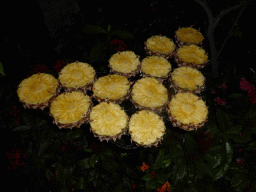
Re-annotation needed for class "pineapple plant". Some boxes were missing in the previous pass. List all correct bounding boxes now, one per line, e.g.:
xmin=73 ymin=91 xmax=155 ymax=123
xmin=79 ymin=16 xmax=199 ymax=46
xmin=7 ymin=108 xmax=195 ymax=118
xmin=169 ymin=66 xmax=206 ymax=94
xmin=58 ymin=61 xmax=96 ymax=93
xmin=17 ymin=73 xmax=61 ymax=110
xmin=167 ymin=92 xmax=208 ymax=131
xmin=130 ymin=77 xmax=169 ymax=113
xmin=144 ymin=34 xmax=176 ymax=59
xmin=140 ymin=55 xmax=172 ymax=83
xmin=89 ymin=101 xmax=129 ymax=142
xmin=108 ymin=51 xmax=141 ymax=78
xmin=128 ymin=110 xmax=166 ymax=148
xmin=92 ymin=74 xmax=133 ymax=104
xmin=175 ymin=26 xmax=204 ymax=46
xmin=174 ymin=44 xmax=209 ymax=69
xmin=49 ymin=91 xmax=93 ymax=129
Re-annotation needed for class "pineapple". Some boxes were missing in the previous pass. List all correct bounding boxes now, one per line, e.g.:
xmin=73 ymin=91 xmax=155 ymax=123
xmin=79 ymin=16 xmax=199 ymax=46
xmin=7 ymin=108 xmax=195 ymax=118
xmin=128 ymin=110 xmax=166 ymax=148
xmin=17 ymin=73 xmax=61 ymax=110
xmin=169 ymin=66 xmax=206 ymax=94
xmin=58 ymin=61 xmax=96 ymax=93
xmin=92 ymin=74 xmax=132 ymax=104
xmin=108 ymin=51 xmax=141 ymax=78
xmin=49 ymin=91 xmax=93 ymax=129
xmin=130 ymin=77 xmax=169 ymax=113
xmin=175 ymin=26 xmax=204 ymax=46
xmin=174 ymin=44 xmax=209 ymax=69
xmin=140 ymin=56 xmax=172 ymax=83
xmin=167 ymin=92 xmax=208 ymax=131
xmin=89 ymin=101 xmax=129 ymax=142
xmin=144 ymin=34 xmax=176 ymax=59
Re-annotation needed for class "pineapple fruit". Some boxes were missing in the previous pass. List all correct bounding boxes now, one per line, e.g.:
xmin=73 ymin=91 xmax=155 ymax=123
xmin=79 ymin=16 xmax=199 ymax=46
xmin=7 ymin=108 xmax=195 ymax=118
xmin=140 ymin=55 xmax=172 ymax=83
xmin=49 ymin=91 xmax=93 ymax=129
xmin=58 ymin=61 xmax=96 ymax=93
xmin=175 ymin=26 xmax=204 ymax=46
xmin=17 ymin=73 xmax=61 ymax=110
xmin=174 ymin=44 xmax=209 ymax=69
xmin=108 ymin=51 xmax=141 ymax=78
xmin=89 ymin=101 xmax=129 ymax=142
xmin=130 ymin=77 xmax=169 ymax=113
xmin=169 ymin=66 xmax=206 ymax=94
xmin=167 ymin=92 xmax=208 ymax=131
xmin=92 ymin=74 xmax=133 ymax=104
xmin=128 ymin=110 xmax=166 ymax=147
xmin=144 ymin=34 xmax=176 ymax=59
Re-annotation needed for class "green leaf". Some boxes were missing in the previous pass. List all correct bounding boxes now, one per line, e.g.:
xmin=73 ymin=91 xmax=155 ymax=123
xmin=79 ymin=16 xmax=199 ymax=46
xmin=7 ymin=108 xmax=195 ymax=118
xmin=206 ymin=153 xmax=222 ymax=170
xmin=225 ymin=125 xmax=242 ymax=135
xmin=45 ymin=168 xmax=54 ymax=180
xmin=212 ymin=162 xmax=229 ymax=181
xmin=84 ymin=147 xmax=92 ymax=153
xmin=155 ymin=149 xmax=165 ymax=164
xmin=89 ymin=42 xmax=105 ymax=61
xmin=0 ymin=61 xmax=5 ymax=75
xmin=90 ymin=153 xmax=100 ymax=168
xmin=108 ymin=24 xmax=111 ymax=32
xmin=141 ymin=173 xmax=152 ymax=181
xmin=82 ymin=25 xmax=107 ymax=34
xmin=66 ymin=128 xmax=83 ymax=141
xmin=187 ymin=162 xmax=196 ymax=182
xmin=60 ymin=186 xmax=69 ymax=192
xmin=38 ymin=140 xmax=50 ymax=156
xmin=12 ymin=125 xmax=31 ymax=131
xmin=172 ymin=163 xmax=187 ymax=183
xmin=216 ymin=108 xmax=230 ymax=133
xmin=223 ymin=138 xmax=233 ymax=164
xmin=195 ymin=158 xmax=213 ymax=178
xmin=101 ymin=156 xmax=119 ymax=173
xmin=227 ymin=93 xmax=245 ymax=99
xmin=162 ymin=158 xmax=172 ymax=168
xmin=109 ymin=29 xmax=134 ymax=39
xmin=75 ymin=176 xmax=86 ymax=190
xmin=244 ymin=141 xmax=256 ymax=151
xmin=77 ymin=158 xmax=91 ymax=169
xmin=150 ymin=162 xmax=161 ymax=170
xmin=145 ymin=179 xmax=161 ymax=190
xmin=156 ymin=171 xmax=172 ymax=184
xmin=228 ymin=162 xmax=246 ymax=173
xmin=231 ymin=173 xmax=245 ymax=188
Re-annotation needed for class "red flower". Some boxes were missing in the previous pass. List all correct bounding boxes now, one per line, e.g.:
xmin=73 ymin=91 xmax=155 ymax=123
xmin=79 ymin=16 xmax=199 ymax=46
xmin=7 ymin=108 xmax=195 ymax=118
xmin=53 ymin=60 xmax=66 ymax=74
xmin=108 ymin=39 xmax=128 ymax=51
xmin=195 ymin=130 xmax=213 ymax=155
xmin=5 ymin=148 xmax=26 ymax=170
xmin=151 ymin=172 xmax=156 ymax=178
xmin=151 ymin=5 xmax=158 ymax=12
xmin=9 ymin=105 xmax=22 ymax=125
xmin=32 ymin=63 xmax=49 ymax=73
xmin=235 ymin=157 xmax=245 ymax=167
xmin=214 ymin=97 xmax=226 ymax=105
xmin=239 ymin=77 xmax=254 ymax=92
xmin=140 ymin=162 xmax=150 ymax=172
xmin=247 ymin=87 xmax=256 ymax=104
xmin=219 ymin=83 xmax=227 ymax=90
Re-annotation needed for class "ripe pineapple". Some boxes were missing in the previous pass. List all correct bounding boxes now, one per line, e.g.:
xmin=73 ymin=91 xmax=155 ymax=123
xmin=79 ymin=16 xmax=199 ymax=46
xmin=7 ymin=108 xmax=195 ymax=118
xmin=58 ymin=61 xmax=96 ymax=93
xmin=174 ymin=44 xmax=209 ymax=69
xmin=130 ymin=77 xmax=169 ymax=113
xmin=108 ymin=51 xmax=141 ymax=78
xmin=167 ymin=92 xmax=208 ymax=131
xmin=169 ymin=66 xmax=206 ymax=94
xmin=89 ymin=101 xmax=129 ymax=142
xmin=49 ymin=91 xmax=93 ymax=129
xmin=128 ymin=110 xmax=166 ymax=148
xmin=92 ymin=74 xmax=132 ymax=104
xmin=17 ymin=73 xmax=61 ymax=110
xmin=144 ymin=34 xmax=176 ymax=59
xmin=140 ymin=56 xmax=172 ymax=83
xmin=175 ymin=26 xmax=204 ymax=46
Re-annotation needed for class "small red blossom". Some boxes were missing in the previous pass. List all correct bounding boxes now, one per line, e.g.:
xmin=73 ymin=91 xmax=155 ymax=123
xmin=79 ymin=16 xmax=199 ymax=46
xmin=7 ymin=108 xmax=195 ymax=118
xmin=235 ymin=157 xmax=245 ymax=167
xmin=108 ymin=39 xmax=128 ymax=51
xmin=214 ymin=97 xmax=226 ymax=105
xmin=151 ymin=172 xmax=156 ymax=178
xmin=195 ymin=130 xmax=213 ymax=154
xmin=132 ymin=183 xmax=137 ymax=190
xmin=239 ymin=77 xmax=254 ymax=92
xmin=219 ymin=83 xmax=227 ymax=90
xmin=53 ymin=60 xmax=66 ymax=74
xmin=32 ymin=63 xmax=49 ymax=73
xmin=140 ymin=162 xmax=150 ymax=172
xmin=5 ymin=148 xmax=26 ymax=170
xmin=157 ymin=181 xmax=171 ymax=192
xmin=151 ymin=5 xmax=158 ymax=12
xmin=9 ymin=105 xmax=22 ymax=125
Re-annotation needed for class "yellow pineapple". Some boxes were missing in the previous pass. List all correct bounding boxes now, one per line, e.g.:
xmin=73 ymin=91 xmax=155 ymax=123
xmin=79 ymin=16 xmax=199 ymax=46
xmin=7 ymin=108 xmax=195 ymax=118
xmin=175 ymin=26 xmax=204 ymax=46
xmin=144 ymin=34 xmax=176 ymax=59
xmin=49 ymin=91 xmax=92 ymax=129
xmin=17 ymin=73 xmax=61 ymax=110
xmin=58 ymin=61 xmax=96 ymax=93
xmin=92 ymin=74 xmax=132 ymax=104
xmin=140 ymin=56 xmax=172 ymax=83
xmin=167 ymin=92 xmax=208 ymax=131
xmin=108 ymin=51 xmax=141 ymax=78
xmin=174 ymin=44 xmax=209 ymax=69
xmin=169 ymin=66 xmax=206 ymax=94
xmin=128 ymin=110 xmax=166 ymax=148
xmin=130 ymin=77 xmax=169 ymax=113
xmin=89 ymin=102 xmax=129 ymax=142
